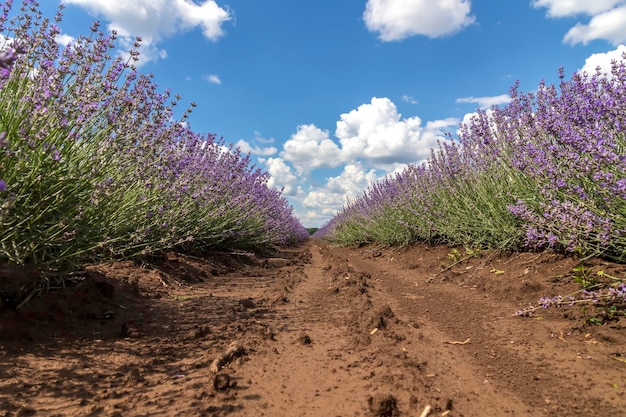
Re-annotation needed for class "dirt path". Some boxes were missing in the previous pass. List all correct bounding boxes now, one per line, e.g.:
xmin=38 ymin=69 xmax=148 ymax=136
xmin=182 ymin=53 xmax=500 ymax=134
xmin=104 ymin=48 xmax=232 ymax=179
xmin=1 ymin=241 xmax=625 ymax=416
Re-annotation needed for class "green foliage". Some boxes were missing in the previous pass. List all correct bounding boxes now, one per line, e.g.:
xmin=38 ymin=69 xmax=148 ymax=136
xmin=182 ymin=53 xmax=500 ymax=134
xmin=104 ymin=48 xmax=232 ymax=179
xmin=572 ymin=264 xmax=598 ymax=289
xmin=0 ymin=2 xmax=308 ymax=288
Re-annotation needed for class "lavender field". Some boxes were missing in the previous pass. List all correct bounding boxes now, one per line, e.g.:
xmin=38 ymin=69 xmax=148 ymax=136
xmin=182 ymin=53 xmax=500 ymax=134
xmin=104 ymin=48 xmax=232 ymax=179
xmin=1 ymin=4 xmax=626 ymax=414
xmin=317 ymin=63 xmax=626 ymax=264
xmin=313 ymin=55 xmax=626 ymax=318
xmin=0 ymin=1 xmax=308 ymax=285
xmin=1 ymin=0 xmax=625 ymax=312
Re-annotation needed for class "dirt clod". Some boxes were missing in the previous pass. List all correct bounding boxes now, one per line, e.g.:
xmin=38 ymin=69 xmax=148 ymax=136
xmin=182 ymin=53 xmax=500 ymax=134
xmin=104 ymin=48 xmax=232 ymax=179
xmin=126 ymin=368 xmax=145 ymax=385
xmin=368 ymin=394 xmax=400 ymax=417
xmin=297 ymin=331 xmax=312 ymax=345
xmin=373 ymin=305 xmax=395 ymax=329
xmin=213 ymin=373 xmax=231 ymax=391
xmin=210 ymin=342 xmax=246 ymax=373
xmin=193 ymin=325 xmax=211 ymax=339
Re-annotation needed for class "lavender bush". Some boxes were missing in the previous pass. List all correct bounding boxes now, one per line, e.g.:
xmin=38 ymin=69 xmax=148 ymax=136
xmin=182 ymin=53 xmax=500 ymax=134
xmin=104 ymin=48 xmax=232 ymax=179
xmin=502 ymin=69 xmax=626 ymax=261
xmin=318 ymin=58 xmax=626 ymax=263
xmin=0 ymin=0 xmax=307 ymax=280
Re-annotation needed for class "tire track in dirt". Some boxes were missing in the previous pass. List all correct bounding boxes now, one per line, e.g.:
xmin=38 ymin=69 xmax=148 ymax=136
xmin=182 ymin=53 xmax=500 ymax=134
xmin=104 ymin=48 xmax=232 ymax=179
xmin=330 ymin=243 xmax=626 ymax=417
xmin=236 ymin=241 xmax=490 ymax=416
xmin=232 ymin=242 xmax=394 ymax=416
xmin=304 ymin=242 xmax=531 ymax=416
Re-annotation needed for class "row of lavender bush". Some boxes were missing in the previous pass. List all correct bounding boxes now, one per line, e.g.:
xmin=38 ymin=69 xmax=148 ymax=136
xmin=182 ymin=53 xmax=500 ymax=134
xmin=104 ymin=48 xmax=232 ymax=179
xmin=0 ymin=1 xmax=308 ymax=278
xmin=317 ymin=59 xmax=626 ymax=263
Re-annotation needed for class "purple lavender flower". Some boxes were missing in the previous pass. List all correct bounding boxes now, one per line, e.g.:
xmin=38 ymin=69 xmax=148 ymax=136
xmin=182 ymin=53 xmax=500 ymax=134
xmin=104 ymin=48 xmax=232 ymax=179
xmin=0 ymin=0 xmax=308 ymax=271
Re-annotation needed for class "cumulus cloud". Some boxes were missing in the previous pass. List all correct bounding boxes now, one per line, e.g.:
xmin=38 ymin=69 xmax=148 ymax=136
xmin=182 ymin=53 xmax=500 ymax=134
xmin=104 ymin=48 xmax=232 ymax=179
xmin=64 ymin=0 xmax=231 ymax=64
xmin=235 ymin=139 xmax=277 ymax=157
xmin=363 ymin=0 xmax=474 ymax=41
xmin=579 ymin=45 xmax=626 ymax=76
xmin=302 ymin=190 xmax=345 ymax=215
xmin=276 ymin=98 xmax=464 ymax=226
xmin=279 ymin=99 xmax=462 ymax=225
xmin=532 ymin=0 xmax=626 ymax=45
xmin=326 ymin=164 xmax=379 ymax=197
xmin=302 ymin=164 xmax=379 ymax=213
xmin=563 ymin=6 xmax=626 ymax=45
xmin=282 ymin=97 xmax=456 ymax=176
xmin=335 ymin=97 xmax=446 ymax=167
xmin=455 ymin=94 xmax=511 ymax=109
xmin=531 ymin=0 xmax=624 ymax=17
xmin=301 ymin=210 xmax=329 ymax=226
xmin=282 ymin=124 xmax=343 ymax=175
xmin=261 ymin=157 xmax=299 ymax=196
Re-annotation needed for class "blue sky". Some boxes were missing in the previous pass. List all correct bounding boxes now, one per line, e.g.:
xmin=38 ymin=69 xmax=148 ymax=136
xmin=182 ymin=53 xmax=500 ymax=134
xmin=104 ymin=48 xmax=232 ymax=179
xmin=38 ymin=0 xmax=626 ymax=227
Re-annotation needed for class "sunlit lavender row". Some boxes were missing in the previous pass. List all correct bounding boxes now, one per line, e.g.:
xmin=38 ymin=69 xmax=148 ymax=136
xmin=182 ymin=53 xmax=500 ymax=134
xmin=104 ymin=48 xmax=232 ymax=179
xmin=0 ymin=1 xmax=308 ymax=275
xmin=317 ymin=58 xmax=626 ymax=263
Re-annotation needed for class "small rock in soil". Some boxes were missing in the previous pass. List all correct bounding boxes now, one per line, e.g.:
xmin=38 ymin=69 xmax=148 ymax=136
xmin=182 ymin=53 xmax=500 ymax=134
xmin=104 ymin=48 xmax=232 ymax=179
xmin=238 ymin=298 xmax=256 ymax=310
xmin=126 ymin=368 xmax=145 ymax=385
xmin=297 ymin=331 xmax=312 ymax=345
xmin=213 ymin=373 xmax=231 ymax=391
xmin=368 ymin=394 xmax=400 ymax=417
xmin=193 ymin=326 xmax=211 ymax=339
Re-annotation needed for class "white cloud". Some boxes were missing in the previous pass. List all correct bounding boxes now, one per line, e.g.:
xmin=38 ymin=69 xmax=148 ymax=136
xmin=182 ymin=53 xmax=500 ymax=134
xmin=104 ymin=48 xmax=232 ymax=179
xmin=327 ymin=164 xmax=379 ymax=196
xmin=579 ymin=45 xmax=626 ymax=76
xmin=425 ymin=118 xmax=463 ymax=131
xmin=277 ymin=98 xmax=463 ymax=226
xmin=261 ymin=157 xmax=299 ymax=196
xmin=302 ymin=164 xmax=379 ymax=214
xmin=235 ymin=139 xmax=277 ymax=157
xmin=532 ymin=0 xmax=626 ymax=45
xmin=55 ymin=33 xmax=75 ymax=45
xmin=456 ymin=94 xmax=511 ymax=109
xmin=302 ymin=210 xmax=329 ymax=226
xmin=205 ymin=74 xmax=222 ymax=84
xmin=363 ymin=0 xmax=474 ymax=41
xmin=302 ymin=190 xmax=345 ymax=214
xmin=282 ymin=97 xmax=456 ymax=177
xmin=401 ymin=94 xmax=418 ymax=104
xmin=335 ymin=97 xmax=445 ymax=167
xmin=563 ymin=6 xmax=626 ymax=45
xmin=282 ymin=124 xmax=343 ymax=175
xmin=253 ymin=131 xmax=275 ymax=144
xmin=64 ymin=0 xmax=231 ymax=64
xmin=531 ymin=0 xmax=624 ymax=17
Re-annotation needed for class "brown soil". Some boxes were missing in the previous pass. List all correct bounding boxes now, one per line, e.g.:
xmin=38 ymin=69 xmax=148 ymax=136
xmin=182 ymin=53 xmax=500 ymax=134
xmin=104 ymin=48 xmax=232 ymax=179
xmin=1 ymin=241 xmax=625 ymax=416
